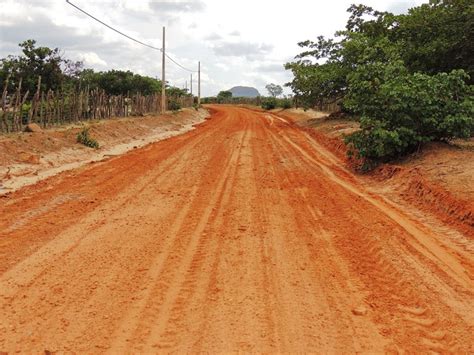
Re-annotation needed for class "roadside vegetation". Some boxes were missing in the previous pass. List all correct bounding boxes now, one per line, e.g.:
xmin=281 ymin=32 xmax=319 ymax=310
xmin=76 ymin=127 xmax=99 ymax=149
xmin=285 ymin=0 xmax=473 ymax=169
xmin=0 ymin=40 xmax=192 ymax=97
xmin=0 ymin=40 xmax=194 ymax=133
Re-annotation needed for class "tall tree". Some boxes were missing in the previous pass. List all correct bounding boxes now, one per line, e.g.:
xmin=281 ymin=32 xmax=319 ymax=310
xmin=217 ymin=90 xmax=232 ymax=103
xmin=0 ymin=39 xmax=79 ymax=94
xmin=265 ymin=83 xmax=283 ymax=97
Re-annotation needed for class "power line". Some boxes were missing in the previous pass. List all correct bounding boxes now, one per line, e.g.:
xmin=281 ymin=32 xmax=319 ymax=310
xmin=65 ymin=0 xmax=198 ymax=73
xmin=165 ymin=53 xmax=197 ymax=73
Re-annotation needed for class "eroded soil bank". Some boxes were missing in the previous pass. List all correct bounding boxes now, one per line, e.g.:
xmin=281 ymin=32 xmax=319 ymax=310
xmin=271 ymin=107 xmax=474 ymax=238
xmin=0 ymin=108 xmax=209 ymax=194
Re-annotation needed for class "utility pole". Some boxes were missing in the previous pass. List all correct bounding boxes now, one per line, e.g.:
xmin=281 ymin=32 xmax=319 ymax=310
xmin=190 ymin=74 xmax=193 ymax=96
xmin=198 ymin=61 xmax=201 ymax=106
xmin=161 ymin=26 xmax=166 ymax=113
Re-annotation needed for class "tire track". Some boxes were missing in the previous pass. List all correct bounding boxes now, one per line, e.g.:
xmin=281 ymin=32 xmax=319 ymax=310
xmin=262 ymin=113 xmax=472 ymax=352
xmin=140 ymin=122 xmax=249 ymax=350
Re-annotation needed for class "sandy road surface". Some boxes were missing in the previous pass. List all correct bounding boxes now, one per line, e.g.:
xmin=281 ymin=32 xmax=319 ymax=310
xmin=0 ymin=106 xmax=473 ymax=353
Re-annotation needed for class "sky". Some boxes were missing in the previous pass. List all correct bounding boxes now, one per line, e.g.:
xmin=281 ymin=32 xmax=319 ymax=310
xmin=0 ymin=0 xmax=427 ymax=97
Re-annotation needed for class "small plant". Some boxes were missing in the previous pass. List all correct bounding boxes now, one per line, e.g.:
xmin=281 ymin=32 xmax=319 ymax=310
xmin=77 ymin=127 xmax=99 ymax=148
xmin=193 ymin=103 xmax=200 ymax=111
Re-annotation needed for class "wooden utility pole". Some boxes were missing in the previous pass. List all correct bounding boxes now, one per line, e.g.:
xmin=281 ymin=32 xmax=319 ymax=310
xmin=190 ymin=74 xmax=193 ymax=96
xmin=161 ymin=26 xmax=166 ymax=113
xmin=198 ymin=61 xmax=201 ymax=106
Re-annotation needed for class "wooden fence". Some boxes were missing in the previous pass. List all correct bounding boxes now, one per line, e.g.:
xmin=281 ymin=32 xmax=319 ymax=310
xmin=0 ymin=77 xmax=194 ymax=133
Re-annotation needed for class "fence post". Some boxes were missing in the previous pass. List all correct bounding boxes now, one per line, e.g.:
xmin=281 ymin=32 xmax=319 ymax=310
xmin=28 ymin=76 xmax=41 ymax=125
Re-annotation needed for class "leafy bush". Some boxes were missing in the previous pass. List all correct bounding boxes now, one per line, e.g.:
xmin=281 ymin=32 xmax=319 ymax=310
xmin=279 ymin=98 xmax=292 ymax=109
xmin=345 ymin=67 xmax=473 ymax=168
xmin=77 ymin=127 xmax=99 ymax=148
xmin=261 ymin=97 xmax=277 ymax=110
xmin=21 ymin=103 xmax=31 ymax=124
xmin=168 ymin=100 xmax=181 ymax=111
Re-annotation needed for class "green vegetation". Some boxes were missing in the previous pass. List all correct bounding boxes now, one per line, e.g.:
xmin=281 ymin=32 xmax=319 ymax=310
xmin=261 ymin=96 xmax=293 ymax=110
xmin=77 ymin=127 xmax=99 ymax=149
xmin=217 ymin=90 xmax=233 ymax=103
xmin=261 ymin=97 xmax=277 ymax=110
xmin=279 ymin=98 xmax=292 ymax=109
xmin=285 ymin=0 xmax=474 ymax=168
xmin=168 ymin=100 xmax=181 ymax=111
xmin=78 ymin=69 xmax=162 ymax=95
xmin=265 ymin=83 xmax=283 ymax=98
xmin=1 ymin=39 xmax=190 ymax=98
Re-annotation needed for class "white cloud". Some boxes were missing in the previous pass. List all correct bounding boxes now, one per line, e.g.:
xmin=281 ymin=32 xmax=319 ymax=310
xmin=211 ymin=41 xmax=273 ymax=60
xmin=77 ymin=52 xmax=108 ymax=67
xmin=0 ymin=0 xmax=429 ymax=96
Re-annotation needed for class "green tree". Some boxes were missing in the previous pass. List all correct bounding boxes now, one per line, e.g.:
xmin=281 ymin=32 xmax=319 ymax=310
xmin=0 ymin=39 xmax=80 ymax=94
xmin=396 ymin=0 xmax=474 ymax=82
xmin=285 ymin=1 xmax=474 ymax=167
xmin=77 ymin=69 xmax=162 ymax=95
xmin=265 ymin=83 xmax=283 ymax=97
xmin=217 ymin=90 xmax=232 ymax=103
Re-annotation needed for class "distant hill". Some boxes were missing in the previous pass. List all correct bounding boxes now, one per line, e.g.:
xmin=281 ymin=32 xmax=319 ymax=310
xmin=228 ymin=86 xmax=260 ymax=98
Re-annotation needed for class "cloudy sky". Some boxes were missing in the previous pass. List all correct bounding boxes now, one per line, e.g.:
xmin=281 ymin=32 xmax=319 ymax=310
xmin=0 ymin=0 xmax=427 ymax=96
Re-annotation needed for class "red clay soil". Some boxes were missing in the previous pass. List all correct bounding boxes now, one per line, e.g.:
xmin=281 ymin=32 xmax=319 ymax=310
xmin=0 ymin=106 xmax=473 ymax=352
xmin=275 ymin=108 xmax=474 ymax=238
xmin=0 ymin=109 xmax=206 ymax=190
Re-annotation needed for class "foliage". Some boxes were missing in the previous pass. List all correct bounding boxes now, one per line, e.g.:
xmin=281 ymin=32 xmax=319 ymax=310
xmin=279 ymin=98 xmax=292 ymax=109
xmin=168 ymin=100 xmax=181 ymax=111
xmin=344 ymin=67 xmax=473 ymax=167
xmin=285 ymin=0 xmax=474 ymax=167
xmin=396 ymin=0 xmax=474 ymax=82
xmin=0 ymin=39 xmax=82 ymax=94
xmin=217 ymin=90 xmax=232 ymax=103
xmin=265 ymin=83 xmax=283 ymax=97
xmin=79 ymin=69 xmax=162 ymax=95
xmin=0 ymin=39 xmax=191 ymax=100
xmin=261 ymin=97 xmax=277 ymax=110
xmin=77 ymin=127 xmax=99 ymax=148
xmin=166 ymin=86 xmax=189 ymax=98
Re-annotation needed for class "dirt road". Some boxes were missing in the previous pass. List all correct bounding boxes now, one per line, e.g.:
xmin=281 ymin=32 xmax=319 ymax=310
xmin=0 ymin=106 xmax=473 ymax=353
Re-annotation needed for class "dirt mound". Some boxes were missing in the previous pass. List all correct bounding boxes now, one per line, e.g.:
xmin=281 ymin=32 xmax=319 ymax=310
xmin=24 ymin=123 xmax=42 ymax=133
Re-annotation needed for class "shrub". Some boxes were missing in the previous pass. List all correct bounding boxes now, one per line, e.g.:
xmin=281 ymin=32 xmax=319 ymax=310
xmin=77 ymin=127 xmax=99 ymax=148
xmin=279 ymin=98 xmax=292 ymax=109
xmin=168 ymin=100 xmax=181 ymax=111
xmin=261 ymin=97 xmax=277 ymax=110
xmin=345 ymin=66 xmax=474 ymax=168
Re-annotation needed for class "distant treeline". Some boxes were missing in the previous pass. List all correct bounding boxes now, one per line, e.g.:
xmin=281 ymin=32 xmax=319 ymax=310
xmin=285 ymin=0 xmax=474 ymax=168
